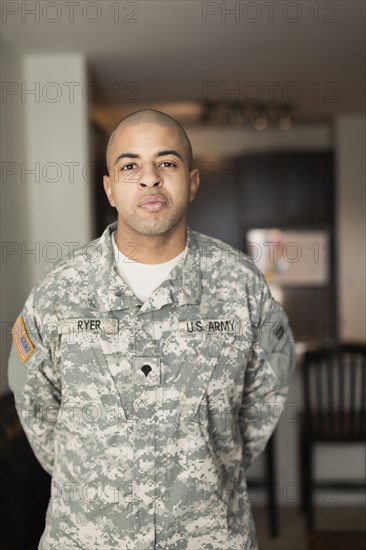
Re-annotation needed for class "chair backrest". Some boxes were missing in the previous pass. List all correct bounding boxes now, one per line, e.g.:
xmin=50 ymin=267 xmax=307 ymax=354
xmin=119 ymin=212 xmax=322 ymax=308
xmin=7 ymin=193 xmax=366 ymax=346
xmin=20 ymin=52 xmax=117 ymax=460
xmin=302 ymin=343 xmax=366 ymax=437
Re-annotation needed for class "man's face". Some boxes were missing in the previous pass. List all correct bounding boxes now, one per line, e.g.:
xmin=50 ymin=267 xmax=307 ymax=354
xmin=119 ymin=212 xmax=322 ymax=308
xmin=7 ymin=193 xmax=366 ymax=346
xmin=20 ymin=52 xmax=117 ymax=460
xmin=103 ymin=122 xmax=199 ymax=237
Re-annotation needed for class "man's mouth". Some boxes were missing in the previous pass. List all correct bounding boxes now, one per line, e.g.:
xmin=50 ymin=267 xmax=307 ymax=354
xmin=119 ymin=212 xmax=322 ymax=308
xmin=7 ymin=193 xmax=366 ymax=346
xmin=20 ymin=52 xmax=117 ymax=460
xmin=139 ymin=195 xmax=167 ymax=212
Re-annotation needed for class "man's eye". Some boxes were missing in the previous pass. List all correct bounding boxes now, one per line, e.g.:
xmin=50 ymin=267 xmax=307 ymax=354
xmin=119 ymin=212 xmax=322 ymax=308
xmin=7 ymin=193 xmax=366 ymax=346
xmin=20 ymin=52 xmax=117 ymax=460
xmin=160 ymin=161 xmax=176 ymax=168
xmin=121 ymin=163 xmax=136 ymax=171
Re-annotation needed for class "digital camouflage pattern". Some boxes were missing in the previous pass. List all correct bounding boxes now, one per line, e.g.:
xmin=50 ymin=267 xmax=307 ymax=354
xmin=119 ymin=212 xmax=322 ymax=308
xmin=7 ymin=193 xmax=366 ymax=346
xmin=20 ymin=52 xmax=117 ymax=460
xmin=8 ymin=222 xmax=296 ymax=549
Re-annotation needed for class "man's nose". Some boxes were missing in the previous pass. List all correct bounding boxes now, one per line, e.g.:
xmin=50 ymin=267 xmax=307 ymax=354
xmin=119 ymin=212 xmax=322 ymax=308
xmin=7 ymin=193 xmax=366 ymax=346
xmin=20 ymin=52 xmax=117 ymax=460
xmin=138 ymin=165 xmax=162 ymax=188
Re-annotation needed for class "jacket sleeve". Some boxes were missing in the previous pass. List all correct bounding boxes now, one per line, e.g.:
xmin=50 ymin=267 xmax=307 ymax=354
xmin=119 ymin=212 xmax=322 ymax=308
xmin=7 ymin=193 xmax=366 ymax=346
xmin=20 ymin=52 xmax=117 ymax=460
xmin=239 ymin=275 xmax=296 ymax=470
xmin=8 ymin=287 xmax=61 ymax=476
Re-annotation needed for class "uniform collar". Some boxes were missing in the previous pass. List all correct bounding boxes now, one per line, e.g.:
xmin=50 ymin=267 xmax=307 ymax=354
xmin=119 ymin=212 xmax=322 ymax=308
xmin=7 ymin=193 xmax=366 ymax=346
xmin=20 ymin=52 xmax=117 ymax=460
xmin=87 ymin=222 xmax=202 ymax=313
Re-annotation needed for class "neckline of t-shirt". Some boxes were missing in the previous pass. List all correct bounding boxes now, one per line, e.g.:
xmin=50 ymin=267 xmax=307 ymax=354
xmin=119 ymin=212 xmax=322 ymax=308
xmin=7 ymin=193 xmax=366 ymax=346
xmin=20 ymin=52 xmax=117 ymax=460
xmin=112 ymin=231 xmax=187 ymax=271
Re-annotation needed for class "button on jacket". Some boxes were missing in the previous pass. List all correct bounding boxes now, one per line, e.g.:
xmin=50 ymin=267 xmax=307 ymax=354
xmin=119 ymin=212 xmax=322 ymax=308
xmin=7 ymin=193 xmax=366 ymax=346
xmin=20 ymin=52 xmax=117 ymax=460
xmin=8 ymin=222 xmax=295 ymax=550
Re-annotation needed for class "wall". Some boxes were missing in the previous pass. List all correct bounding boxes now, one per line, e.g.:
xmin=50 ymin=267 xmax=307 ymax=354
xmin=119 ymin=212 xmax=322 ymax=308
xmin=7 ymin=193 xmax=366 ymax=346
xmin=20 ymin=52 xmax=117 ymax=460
xmin=1 ymin=50 xmax=92 ymax=394
xmin=1 ymin=40 xmax=28 ymax=394
xmin=335 ymin=115 xmax=366 ymax=342
xmin=23 ymin=54 xmax=93 ymax=282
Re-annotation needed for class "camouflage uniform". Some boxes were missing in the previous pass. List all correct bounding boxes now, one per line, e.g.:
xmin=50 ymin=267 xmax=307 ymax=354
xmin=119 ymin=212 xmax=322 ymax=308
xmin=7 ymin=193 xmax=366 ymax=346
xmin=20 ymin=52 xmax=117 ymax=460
xmin=8 ymin=222 xmax=295 ymax=550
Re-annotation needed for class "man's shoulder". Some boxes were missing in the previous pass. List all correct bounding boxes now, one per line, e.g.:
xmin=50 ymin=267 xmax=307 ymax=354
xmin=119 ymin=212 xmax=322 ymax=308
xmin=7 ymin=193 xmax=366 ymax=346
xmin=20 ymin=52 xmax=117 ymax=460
xmin=189 ymin=229 xmax=276 ymax=322
xmin=190 ymin=228 xmax=263 ymax=279
xmin=41 ymin=235 xmax=102 ymax=280
xmin=30 ymin=227 xmax=112 ymax=304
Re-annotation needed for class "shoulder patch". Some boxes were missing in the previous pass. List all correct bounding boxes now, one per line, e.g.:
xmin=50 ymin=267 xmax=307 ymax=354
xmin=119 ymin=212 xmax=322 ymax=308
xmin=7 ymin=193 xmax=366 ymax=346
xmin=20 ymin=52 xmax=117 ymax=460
xmin=12 ymin=316 xmax=35 ymax=363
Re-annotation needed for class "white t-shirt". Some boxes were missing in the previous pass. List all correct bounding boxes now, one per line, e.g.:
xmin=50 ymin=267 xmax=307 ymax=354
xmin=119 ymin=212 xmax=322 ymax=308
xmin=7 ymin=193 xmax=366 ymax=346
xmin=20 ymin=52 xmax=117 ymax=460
xmin=112 ymin=231 xmax=187 ymax=303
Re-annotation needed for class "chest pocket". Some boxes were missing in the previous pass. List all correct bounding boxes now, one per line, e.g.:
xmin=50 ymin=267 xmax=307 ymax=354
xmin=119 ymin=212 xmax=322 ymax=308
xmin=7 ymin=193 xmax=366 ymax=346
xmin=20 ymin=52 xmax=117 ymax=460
xmin=162 ymin=328 xmax=224 ymax=427
xmin=55 ymin=324 xmax=134 ymax=497
xmin=162 ymin=322 xmax=252 ymax=456
xmin=58 ymin=324 xmax=129 ymax=426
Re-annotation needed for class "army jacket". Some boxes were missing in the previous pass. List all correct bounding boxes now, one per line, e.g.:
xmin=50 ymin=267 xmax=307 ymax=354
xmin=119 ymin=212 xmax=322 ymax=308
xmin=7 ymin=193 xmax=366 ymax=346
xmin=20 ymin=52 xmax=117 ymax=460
xmin=8 ymin=222 xmax=295 ymax=550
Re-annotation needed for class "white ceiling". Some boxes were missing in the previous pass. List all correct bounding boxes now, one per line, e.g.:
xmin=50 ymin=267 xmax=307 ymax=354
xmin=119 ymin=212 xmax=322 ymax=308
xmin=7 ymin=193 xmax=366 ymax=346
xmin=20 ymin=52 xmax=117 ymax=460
xmin=1 ymin=0 xmax=365 ymax=122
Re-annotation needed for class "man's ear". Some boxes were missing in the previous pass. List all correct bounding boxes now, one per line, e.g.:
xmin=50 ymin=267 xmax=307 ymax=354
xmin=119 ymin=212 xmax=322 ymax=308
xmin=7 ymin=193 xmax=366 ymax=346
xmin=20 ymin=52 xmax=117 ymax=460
xmin=103 ymin=175 xmax=116 ymax=207
xmin=189 ymin=168 xmax=200 ymax=202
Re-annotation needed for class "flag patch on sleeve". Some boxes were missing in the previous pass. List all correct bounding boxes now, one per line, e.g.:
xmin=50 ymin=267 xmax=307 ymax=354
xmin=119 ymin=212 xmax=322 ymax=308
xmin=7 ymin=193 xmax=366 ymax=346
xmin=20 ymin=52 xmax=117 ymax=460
xmin=12 ymin=316 xmax=35 ymax=363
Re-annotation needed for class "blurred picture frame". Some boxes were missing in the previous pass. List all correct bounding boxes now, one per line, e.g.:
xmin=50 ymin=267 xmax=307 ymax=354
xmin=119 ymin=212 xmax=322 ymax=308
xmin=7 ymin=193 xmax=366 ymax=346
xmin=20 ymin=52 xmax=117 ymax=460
xmin=246 ymin=228 xmax=331 ymax=287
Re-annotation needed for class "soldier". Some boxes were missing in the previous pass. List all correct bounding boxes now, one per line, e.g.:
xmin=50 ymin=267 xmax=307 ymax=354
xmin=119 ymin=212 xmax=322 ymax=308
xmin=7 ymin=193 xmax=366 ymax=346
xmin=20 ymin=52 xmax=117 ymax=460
xmin=8 ymin=109 xmax=295 ymax=549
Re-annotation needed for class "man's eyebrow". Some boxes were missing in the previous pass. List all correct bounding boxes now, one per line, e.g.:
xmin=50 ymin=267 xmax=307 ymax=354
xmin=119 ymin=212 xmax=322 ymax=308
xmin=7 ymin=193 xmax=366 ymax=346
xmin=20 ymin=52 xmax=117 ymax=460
xmin=113 ymin=153 xmax=140 ymax=165
xmin=155 ymin=150 xmax=183 ymax=162
xmin=113 ymin=150 xmax=183 ymax=166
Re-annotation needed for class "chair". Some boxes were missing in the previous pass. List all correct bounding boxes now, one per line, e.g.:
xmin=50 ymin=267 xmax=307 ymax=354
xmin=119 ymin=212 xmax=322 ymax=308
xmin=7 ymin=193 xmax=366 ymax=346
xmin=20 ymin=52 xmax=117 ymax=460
xmin=300 ymin=343 xmax=366 ymax=530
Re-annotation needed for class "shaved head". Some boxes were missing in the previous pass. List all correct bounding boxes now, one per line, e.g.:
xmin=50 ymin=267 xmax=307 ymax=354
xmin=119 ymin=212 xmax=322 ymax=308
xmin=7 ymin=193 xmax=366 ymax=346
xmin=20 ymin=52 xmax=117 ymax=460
xmin=106 ymin=109 xmax=193 ymax=172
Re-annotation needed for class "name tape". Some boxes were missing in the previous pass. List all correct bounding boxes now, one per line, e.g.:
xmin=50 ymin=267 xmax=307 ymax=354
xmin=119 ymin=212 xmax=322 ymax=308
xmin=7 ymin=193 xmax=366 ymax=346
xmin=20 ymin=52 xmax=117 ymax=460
xmin=179 ymin=319 xmax=240 ymax=335
xmin=60 ymin=318 xmax=119 ymax=334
